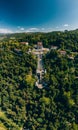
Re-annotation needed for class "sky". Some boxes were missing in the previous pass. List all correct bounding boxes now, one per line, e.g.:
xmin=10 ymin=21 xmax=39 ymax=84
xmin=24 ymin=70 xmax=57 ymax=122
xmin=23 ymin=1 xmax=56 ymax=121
xmin=0 ymin=0 xmax=78 ymax=33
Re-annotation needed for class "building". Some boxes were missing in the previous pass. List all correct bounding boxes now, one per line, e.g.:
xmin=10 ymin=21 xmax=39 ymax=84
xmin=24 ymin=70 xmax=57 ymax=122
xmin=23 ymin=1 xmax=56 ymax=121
xmin=51 ymin=46 xmax=58 ymax=50
xmin=68 ymin=56 xmax=74 ymax=60
xmin=20 ymin=42 xmax=29 ymax=45
xmin=13 ymin=48 xmax=22 ymax=55
xmin=37 ymin=42 xmax=43 ymax=49
xmin=34 ymin=44 xmax=37 ymax=49
xmin=42 ymin=48 xmax=49 ymax=53
xmin=60 ymin=50 xmax=66 ymax=55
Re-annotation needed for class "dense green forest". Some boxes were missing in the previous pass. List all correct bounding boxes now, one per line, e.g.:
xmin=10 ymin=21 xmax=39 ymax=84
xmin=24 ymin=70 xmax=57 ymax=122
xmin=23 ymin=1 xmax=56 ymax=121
xmin=0 ymin=42 xmax=37 ymax=130
xmin=1 ymin=29 xmax=78 ymax=51
xmin=0 ymin=29 xmax=78 ymax=130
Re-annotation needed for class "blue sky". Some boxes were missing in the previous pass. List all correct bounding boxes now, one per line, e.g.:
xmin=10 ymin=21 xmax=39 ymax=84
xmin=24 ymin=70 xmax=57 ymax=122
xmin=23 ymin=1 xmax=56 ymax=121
xmin=0 ymin=0 xmax=78 ymax=33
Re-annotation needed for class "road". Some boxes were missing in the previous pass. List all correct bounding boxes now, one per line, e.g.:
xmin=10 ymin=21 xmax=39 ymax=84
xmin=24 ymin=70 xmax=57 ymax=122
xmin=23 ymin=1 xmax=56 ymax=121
xmin=36 ymin=53 xmax=44 ymax=88
xmin=32 ymin=48 xmax=49 ymax=89
xmin=34 ymin=50 xmax=45 ymax=88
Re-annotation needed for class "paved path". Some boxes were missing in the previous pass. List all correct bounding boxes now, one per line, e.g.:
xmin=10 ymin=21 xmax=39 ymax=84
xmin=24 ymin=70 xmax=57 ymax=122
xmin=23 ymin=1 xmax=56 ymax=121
xmin=33 ymin=48 xmax=49 ymax=89
xmin=36 ymin=53 xmax=44 ymax=88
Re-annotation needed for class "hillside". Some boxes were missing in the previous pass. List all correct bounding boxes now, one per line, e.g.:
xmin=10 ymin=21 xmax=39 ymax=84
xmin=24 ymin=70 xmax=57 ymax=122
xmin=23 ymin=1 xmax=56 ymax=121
xmin=0 ymin=30 xmax=78 ymax=130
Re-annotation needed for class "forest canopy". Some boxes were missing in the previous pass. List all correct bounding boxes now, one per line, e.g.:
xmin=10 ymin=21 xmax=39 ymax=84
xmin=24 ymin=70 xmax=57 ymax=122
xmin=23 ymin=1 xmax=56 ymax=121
xmin=0 ymin=29 xmax=78 ymax=130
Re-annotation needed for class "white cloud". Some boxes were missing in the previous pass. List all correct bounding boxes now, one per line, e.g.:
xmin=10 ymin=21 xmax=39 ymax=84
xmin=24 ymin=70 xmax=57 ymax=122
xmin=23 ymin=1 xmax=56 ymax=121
xmin=20 ymin=27 xmax=25 ymax=31
xmin=17 ymin=26 xmax=25 ymax=31
xmin=56 ymin=26 xmax=59 ymax=29
xmin=17 ymin=27 xmax=46 ymax=32
xmin=64 ymin=24 xmax=69 ymax=27
xmin=0 ymin=28 xmax=13 ymax=33
xmin=29 ymin=28 xmax=39 ymax=31
xmin=26 ymin=27 xmax=39 ymax=32
xmin=15 ymin=30 xmax=19 ymax=33
xmin=41 ymin=28 xmax=45 ymax=31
